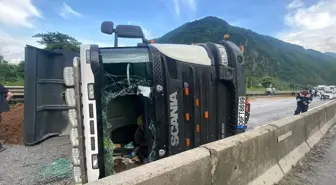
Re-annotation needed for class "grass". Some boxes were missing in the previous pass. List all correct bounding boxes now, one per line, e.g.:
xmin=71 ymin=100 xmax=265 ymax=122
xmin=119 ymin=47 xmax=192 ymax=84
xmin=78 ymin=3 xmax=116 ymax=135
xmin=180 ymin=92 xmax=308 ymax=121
xmin=247 ymin=87 xmax=265 ymax=91
xmin=0 ymin=79 xmax=24 ymax=86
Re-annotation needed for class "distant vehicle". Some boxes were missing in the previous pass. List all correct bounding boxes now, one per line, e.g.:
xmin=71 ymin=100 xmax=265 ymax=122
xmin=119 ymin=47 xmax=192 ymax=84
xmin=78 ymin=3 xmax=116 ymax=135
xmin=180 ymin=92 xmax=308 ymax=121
xmin=323 ymin=90 xmax=334 ymax=100
xmin=317 ymin=85 xmax=326 ymax=89
xmin=266 ymin=87 xmax=275 ymax=95
xmin=327 ymin=85 xmax=336 ymax=93
xmin=317 ymin=85 xmax=326 ymax=92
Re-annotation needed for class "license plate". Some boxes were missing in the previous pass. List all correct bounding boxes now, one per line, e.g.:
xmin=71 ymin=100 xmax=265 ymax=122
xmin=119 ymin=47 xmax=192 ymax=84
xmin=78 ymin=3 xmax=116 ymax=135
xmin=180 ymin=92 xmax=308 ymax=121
xmin=238 ymin=96 xmax=246 ymax=128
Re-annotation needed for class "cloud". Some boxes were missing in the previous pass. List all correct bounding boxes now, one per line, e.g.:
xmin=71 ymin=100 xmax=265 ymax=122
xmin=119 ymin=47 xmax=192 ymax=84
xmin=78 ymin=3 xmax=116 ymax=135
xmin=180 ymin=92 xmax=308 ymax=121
xmin=0 ymin=30 xmax=42 ymax=64
xmin=0 ymin=0 xmax=42 ymax=63
xmin=228 ymin=20 xmax=242 ymax=27
xmin=278 ymin=0 xmax=336 ymax=52
xmin=171 ymin=0 xmax=197 ymax=17
xmin=0 ymin=0 xmax=42 ymax=28
xmin=172 ymin=0 xmax=181 ymax=17
xmin=80 ymin=38 xmax=133 ymax=48
xmin=127 ymin=21 xmax=155 ymax=39
xmin=287 ymin=0 xmax=304 ymax=9
xmin=142 ymin=28 xmax=154 ymax=39
xmin=59 ymin=2 xmax=83 ymax=19
xmin=80 ymin=38 xmax=111 ymax=47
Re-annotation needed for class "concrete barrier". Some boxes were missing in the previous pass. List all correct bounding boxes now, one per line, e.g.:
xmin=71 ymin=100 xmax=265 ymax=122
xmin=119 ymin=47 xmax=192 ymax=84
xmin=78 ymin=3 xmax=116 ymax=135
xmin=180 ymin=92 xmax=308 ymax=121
xmin=89 ymin=148 xmax=213 ymax=185
xmin=88 ymin=101 xmax=336 ymax=185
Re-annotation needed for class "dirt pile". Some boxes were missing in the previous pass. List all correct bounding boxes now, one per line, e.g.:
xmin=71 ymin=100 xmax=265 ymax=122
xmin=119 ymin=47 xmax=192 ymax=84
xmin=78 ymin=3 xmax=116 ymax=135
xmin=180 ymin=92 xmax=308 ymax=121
xmin=0 ymin=103 xmax=24 ymax=144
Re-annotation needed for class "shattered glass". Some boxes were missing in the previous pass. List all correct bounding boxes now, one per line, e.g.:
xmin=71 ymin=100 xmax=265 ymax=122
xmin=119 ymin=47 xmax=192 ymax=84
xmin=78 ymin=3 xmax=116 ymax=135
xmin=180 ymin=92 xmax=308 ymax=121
xmin=101 ymin=69 xmax=156 ymax=175
xmin=147 ymin=120 xmax=156 ymax=162
xmin=38 ymin=158 xmax=73 ymax=183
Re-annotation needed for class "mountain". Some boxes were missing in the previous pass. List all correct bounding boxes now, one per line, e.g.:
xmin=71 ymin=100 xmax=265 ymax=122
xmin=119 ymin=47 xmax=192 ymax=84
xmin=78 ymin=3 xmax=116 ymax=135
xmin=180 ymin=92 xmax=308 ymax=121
xmin=326 ymin=52 xmax=336 ymax=59
xmin=155 ymin=16 xmax=336 ymax=87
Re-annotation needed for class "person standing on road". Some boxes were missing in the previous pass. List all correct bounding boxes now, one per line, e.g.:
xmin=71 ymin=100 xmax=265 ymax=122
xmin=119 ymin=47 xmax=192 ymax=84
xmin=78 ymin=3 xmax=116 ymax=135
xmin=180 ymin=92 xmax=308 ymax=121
xmin=309 ymin=88 xmax=313 ymax=95
xmin=320 ymin=90 xmax=325 ymax=100
xmin=0 ymin=84 xmax=13 ymax=152
xmin=294 ymin=87 xmax=312 ymax=115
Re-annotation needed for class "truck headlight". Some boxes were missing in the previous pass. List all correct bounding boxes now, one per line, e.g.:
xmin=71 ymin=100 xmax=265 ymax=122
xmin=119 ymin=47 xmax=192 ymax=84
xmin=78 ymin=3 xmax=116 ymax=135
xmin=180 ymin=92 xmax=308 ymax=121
xmin=63 ymin=67 xmax=75 ymax=86
xmin=65 ymin=88 xmax=76 ymax=107
xmin=91 ymin=154 xmax=99 ymax=169
xmin=87 ymin=83 xmax=95 ymax=100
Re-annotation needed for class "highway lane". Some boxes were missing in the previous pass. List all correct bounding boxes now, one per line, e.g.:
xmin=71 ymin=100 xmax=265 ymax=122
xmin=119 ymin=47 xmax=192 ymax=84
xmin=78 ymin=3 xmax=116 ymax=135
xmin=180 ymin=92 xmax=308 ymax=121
xmin=0 ymin=97 xmax=332 ymax=185
xmin=248 ymin=97 xmax=330 ymax=130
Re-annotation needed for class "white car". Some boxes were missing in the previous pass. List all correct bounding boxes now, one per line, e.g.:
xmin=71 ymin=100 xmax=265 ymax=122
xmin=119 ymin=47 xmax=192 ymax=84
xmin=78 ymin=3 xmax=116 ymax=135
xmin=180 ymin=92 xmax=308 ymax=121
xmin=323 ymin=91 xmax=334 ymax=100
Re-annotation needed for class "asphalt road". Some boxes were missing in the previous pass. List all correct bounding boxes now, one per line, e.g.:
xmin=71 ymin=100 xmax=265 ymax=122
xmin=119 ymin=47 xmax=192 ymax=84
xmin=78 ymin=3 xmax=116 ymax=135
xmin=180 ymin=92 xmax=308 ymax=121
xmin=0 ymin=136 xmax=72 ymax=185
xmin=0 ymin=97 xmax=332 ymax=185
xmin=248 ymin=96 xmax=329 ymax=130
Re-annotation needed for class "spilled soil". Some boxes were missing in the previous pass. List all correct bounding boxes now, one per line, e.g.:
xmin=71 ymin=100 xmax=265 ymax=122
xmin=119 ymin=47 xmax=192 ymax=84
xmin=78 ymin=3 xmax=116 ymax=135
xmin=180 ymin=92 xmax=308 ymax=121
xmin=0 ymin=103 xmax=24 ymax=144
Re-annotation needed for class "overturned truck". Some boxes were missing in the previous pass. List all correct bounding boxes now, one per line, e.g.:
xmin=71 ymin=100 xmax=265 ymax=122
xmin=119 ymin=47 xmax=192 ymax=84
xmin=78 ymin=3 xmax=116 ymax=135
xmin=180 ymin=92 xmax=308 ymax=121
xmin=24 ymin=21 xmax=250 ymax=184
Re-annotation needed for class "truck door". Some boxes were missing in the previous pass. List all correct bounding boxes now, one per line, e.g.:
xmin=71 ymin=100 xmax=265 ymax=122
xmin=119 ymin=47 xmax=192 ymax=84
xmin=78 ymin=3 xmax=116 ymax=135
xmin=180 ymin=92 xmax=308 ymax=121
xmin=24 ymin=45 xmax=78 ymax=145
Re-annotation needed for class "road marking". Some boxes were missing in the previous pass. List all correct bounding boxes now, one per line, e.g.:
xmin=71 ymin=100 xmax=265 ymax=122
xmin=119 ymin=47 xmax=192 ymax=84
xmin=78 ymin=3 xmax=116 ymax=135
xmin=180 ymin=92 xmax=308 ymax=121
xmin=251 ymin=100 xmax=334 ymax=130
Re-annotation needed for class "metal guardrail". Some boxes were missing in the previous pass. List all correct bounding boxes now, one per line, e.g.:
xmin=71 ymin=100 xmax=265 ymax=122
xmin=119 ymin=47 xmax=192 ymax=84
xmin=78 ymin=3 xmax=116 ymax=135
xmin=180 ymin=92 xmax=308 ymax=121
xmin=247 ymin=90 xmax=299 ymax=96
xmin=6 ymin=86 xmax=298 ymax=103
xmin=6 ymin=86 xmax=24 ymax=102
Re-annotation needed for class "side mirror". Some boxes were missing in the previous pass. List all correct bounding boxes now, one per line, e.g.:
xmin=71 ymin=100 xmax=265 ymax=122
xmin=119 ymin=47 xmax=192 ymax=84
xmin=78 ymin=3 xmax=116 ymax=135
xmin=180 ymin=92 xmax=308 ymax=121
xmin=115 ymin=25 xmax=144 ymax=39
xmin=101 ymin=21 xmax=114 ymax=35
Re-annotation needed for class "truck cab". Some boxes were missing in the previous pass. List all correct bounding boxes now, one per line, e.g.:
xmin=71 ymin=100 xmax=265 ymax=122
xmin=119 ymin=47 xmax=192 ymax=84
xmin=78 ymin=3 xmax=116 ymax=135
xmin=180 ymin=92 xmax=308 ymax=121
xmin=24 ymin=21 xmax=250 ymax=184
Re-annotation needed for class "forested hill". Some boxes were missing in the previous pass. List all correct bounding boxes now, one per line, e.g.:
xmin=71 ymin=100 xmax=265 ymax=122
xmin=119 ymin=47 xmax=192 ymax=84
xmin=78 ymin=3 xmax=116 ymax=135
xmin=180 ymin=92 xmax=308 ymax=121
xmin=326 ymin=52 xmax=336 ymax=59
xmin=155 ymin=16 xmax=336 ymax=86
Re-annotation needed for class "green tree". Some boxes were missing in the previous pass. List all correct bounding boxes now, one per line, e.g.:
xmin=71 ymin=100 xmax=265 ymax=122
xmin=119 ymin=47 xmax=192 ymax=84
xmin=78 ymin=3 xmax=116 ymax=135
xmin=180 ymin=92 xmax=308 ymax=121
xmin=16 ymin=61 xmax=24 ymax=79
xmin=259 ymin=76 xmax=273 ymax=88
xmin=33 ymin=32 xmax=82 ymax=53
xmin=0 ymin=55 xmax=24 ymax=85
xmin=0 ymin=55 xmax=8 ymax=64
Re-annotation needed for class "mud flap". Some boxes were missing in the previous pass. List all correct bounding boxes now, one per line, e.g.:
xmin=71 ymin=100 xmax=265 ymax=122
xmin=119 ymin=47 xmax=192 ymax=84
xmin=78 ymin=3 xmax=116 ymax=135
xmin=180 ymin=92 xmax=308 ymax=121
xmin=23 ymin=45 xmax=79 ymax=145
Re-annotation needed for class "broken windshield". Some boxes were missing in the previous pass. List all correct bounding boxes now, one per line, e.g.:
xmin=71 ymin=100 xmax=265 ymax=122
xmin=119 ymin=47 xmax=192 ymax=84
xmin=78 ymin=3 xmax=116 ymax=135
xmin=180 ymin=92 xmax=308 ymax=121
xmin=98 ymin=47 xmax=155 ymax=176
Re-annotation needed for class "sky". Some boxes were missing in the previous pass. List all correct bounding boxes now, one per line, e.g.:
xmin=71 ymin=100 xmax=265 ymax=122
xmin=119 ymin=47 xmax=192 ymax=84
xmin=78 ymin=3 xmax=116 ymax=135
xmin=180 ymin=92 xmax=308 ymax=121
xmin=0 ymin=0 xmax=335 ymax=63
